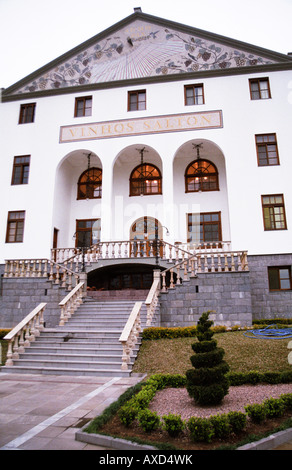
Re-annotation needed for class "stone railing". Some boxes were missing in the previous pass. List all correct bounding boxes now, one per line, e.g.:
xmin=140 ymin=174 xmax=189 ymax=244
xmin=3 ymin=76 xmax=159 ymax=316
xmin=4 ymin=303 xmax=47 ymax=366
xmin=51 ymin=240 xmax=194 ymax=266
xmin=161 ymin=250 xmax=249 ymax=292
xmin=59 ymin=282 xmax=85 ymax=326
xmin=145 ymin=272 xmax=161 ymax=327
xmin=51 ymin=240 xmax=236 ymax=266
xmin=3 ymin=258 xmax=80 ymax=290
xmin=119 ymin=301 xmax=142 ymax=371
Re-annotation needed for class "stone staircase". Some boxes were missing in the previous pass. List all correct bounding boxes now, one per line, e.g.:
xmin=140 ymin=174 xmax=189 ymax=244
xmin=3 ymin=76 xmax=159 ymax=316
xmin=2 ymin=295 xmax=155 ymax=377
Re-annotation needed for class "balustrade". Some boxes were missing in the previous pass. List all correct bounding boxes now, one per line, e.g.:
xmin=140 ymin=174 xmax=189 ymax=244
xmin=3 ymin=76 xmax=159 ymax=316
xmin=59 ymin=282 xmax=85 ymax=326
xmin=119 ymin=301 xmax=142 ymax=371
xmin=4 ymin=303 xmax=46 ymax=366
xmin=3 ymin=258 xmax=80 ymax=290
xmin=145 ymin=272 xmax=161 ymax=326
xmin=161 ymin=250 xmax=249 ymax=292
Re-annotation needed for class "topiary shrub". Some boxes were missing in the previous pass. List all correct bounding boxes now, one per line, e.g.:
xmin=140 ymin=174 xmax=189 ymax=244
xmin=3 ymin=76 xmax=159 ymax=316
xmin=186 ymin=311 xmax=230 ymax=406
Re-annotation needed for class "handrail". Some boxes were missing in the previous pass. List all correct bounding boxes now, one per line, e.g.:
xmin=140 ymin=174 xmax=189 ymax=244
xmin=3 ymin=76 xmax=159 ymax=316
xmin=59 ymin=282 xmax=84 ymax=326
xmin=4 ymin=303 xmax=47 ymax=366
xmin=119 ymin=301 xmax=142 ymax=370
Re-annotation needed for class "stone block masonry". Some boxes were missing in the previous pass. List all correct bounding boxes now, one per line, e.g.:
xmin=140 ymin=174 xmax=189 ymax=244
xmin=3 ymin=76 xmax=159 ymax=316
xmin=159 ymin=271 xmax=253 ymax=328
xmin=0 ymin=277 xmax=68 ymax=329
xmin=248 ymin=254 xmax=292 ymax=321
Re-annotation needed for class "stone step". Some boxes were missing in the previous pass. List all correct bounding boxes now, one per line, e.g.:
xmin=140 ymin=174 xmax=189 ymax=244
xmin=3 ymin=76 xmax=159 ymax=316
xmin=1 ymin=365 xmax=131 ymax=377
xmin=1 ymin=296 xmax=158 ymax=378
xmin=19 ymin=352 xmax=131 ymax=363
xmin=10 ymin=358 xmax=128 ymax=370
xmin=29 ymin=344 xmax=125 ymax=352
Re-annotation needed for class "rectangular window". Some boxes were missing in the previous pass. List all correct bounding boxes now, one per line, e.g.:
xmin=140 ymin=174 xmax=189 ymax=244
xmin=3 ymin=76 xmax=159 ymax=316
xmin=128 ymin=90 xmax=146 ymax=111
xmin=74 ymin=96 xmax=92 ymax=117
xmin=75 ymin=219 xmax=101 ymax=248
xmin=184 ymin=84 xmax=204 ymax=105
xmin=262 ymin=194 xmax=287 ymax=230
xmin=256 ymin=134 xmax=279 ymax=166
xmin=187 ymin=212 xmax=222 ymax=244
xmin=19 ymin=103 xmax=36 ymax=123
xmin=268 ymin=267 xmax=292 ymax=291
xmin=11 ymin=156 xmax=30 ymax=185
xmin=249 ymin=78 xmax=271 ymax=100
xmin=6 ymin=211 xmax=25 ymax=243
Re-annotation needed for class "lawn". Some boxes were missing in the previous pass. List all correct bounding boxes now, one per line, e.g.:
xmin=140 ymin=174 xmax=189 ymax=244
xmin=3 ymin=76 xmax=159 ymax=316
xmin=132 ymin=331 xmax=292 ymax=375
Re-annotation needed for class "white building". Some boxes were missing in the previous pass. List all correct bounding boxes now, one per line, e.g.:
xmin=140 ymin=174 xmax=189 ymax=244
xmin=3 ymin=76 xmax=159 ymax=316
xmin=1 ymin=8 xmax=292 ymax=327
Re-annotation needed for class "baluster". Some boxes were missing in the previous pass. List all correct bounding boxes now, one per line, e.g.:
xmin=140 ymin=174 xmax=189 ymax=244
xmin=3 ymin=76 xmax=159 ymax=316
xmin=218 ymin=253 xmax=222 ymax=272
xmin=26 ymin=260 xmax=31 ymax=277
xmin=190 ymin=258 xmax=195 ymax=277
xmin=124 ymin=241 xmax=129 ymax=258
xmin=9 ymin=261 xmax=14 ymax=278
xmin=237 ymin=252 xmax=242 ymax=271
xmin=4 ymin=261 xmax=9 ymax=278
xmin=168 ymin=244 xmax=173 ymax=263
xmin=176 ymin=266 xmax=181 ymax=285
xmin=15 ymin=261 xmax=20 ymax=277
xmin=149 ymin=241 xmax=154 ymax=257
xmin=211 ymin=253 xmax=215 ymax=272
xmin=224 ymin=254 xmax=229 ymax=271
xmin=197 ymin=255 xmax=202 ymax=273
xmin=118 ymin=242 xmax=122 ymax=258
xmin=105 ymin=242 xmax=109 ymax=258
xmin=231 ymin=253 xmax=235 ymax=271
xmin=68 ymin=272 xmax=72 ymax=290
xmin=161 ymin=272 xmax=167 ymax=292
xmin=169 ymin=269 xmax=174 ymax=289
xmin=55 ymin=265 xmax=60 ymax=284
xmin=18 ymin=328 xmax=25 ymax=353
xmin=204 ymin=254 xmax=208 ymax=272
xmin=5 ymin=341 xmax=14 ymax=366
xmin=183 ymin=261 xmax=188 ymax=281
xmin=43 ymin=260 xmax=48 ymax=277
xmin=12 ymin=334 xmax=20 ymax=359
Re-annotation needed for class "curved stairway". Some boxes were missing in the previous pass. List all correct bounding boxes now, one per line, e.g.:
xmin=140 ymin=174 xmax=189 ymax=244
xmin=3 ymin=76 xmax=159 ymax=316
xmin=2 ymin=296 xmax=152 ymax=377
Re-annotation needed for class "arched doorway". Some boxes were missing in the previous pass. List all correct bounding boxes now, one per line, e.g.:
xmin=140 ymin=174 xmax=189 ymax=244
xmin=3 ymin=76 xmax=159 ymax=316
xmin=130 ymin=217 xmax=163 ymax=257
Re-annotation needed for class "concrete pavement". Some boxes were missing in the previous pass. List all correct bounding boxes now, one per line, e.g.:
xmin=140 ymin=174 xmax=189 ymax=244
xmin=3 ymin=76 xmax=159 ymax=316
xmin=0 ymin=372 xmax=291 ymax=451
xmin=0 ymin=372 xmax=145 ymax=450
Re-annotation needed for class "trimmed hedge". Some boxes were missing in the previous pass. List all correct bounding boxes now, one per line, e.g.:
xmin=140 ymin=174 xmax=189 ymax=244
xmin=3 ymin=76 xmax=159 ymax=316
xmin=94 ymin=373 xmax=292 ymax=446
xmin=142 ymin=319 xmax=292 ymax=340
xmin=0 ymin=329 xmax=10 ymax=339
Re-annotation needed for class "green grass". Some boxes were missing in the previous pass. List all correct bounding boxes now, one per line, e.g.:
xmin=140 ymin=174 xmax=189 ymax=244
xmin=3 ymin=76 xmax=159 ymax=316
xmin=132 ymin=331 xmax=292 ymax=375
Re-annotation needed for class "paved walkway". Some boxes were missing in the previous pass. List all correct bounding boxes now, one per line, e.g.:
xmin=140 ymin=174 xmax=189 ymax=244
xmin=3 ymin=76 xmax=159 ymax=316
xmin=0 ymin=372 xmax=291 ymax=451
xmin=0 ymin=372 xmax=144 ymax=450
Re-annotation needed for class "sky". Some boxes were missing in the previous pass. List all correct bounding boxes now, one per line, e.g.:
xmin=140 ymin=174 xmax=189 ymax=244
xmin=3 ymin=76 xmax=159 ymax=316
xmin=0 ymin=0 xmax=292 ymax=89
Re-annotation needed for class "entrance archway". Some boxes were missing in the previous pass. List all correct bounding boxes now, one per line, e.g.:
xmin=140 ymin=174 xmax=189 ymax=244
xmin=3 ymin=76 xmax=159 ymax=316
xmin=130 ymin=217 xmax=163 ymax=257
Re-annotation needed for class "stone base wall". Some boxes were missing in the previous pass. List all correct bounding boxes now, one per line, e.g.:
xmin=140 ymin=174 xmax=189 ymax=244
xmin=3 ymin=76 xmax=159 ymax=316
xmin=1 ymin=252 xmax=292 ymax=330
xmin=248 ymin=253 xmax=292 ymax=321
xmin=0 ymin=277 xmax=68 ymax=329
xmin=159 ymin=272 xmax=252 ymax=328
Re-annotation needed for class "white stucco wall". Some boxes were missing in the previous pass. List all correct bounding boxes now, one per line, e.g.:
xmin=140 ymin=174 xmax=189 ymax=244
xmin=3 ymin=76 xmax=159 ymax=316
xmin=0 ymin=68 xmax=291 ymax=263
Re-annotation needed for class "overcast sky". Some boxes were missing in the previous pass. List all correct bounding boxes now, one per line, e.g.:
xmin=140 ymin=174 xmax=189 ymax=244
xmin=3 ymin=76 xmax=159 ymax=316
xmin=1 ymin=0 xmax=291 ymax=89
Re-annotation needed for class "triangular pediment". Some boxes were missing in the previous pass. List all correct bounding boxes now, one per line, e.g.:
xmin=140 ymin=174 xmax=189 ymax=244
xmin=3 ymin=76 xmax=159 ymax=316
xmin=3 ymin=11 xmax=292 ymax=98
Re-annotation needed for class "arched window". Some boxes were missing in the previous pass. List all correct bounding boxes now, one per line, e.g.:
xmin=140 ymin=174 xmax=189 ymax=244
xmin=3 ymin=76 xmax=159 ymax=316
xmin=77 ymin=167 xmax=102 ymax=199
xmin=185 ymin=159 xmax=219 ymax=193
xmin=130 ymin=163 xmax=162 ymax=196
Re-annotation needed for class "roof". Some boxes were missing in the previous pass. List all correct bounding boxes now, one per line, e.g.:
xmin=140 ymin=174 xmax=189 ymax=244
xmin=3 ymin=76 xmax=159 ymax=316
xmin=2 ymin=9 xmax=292 ymax=101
